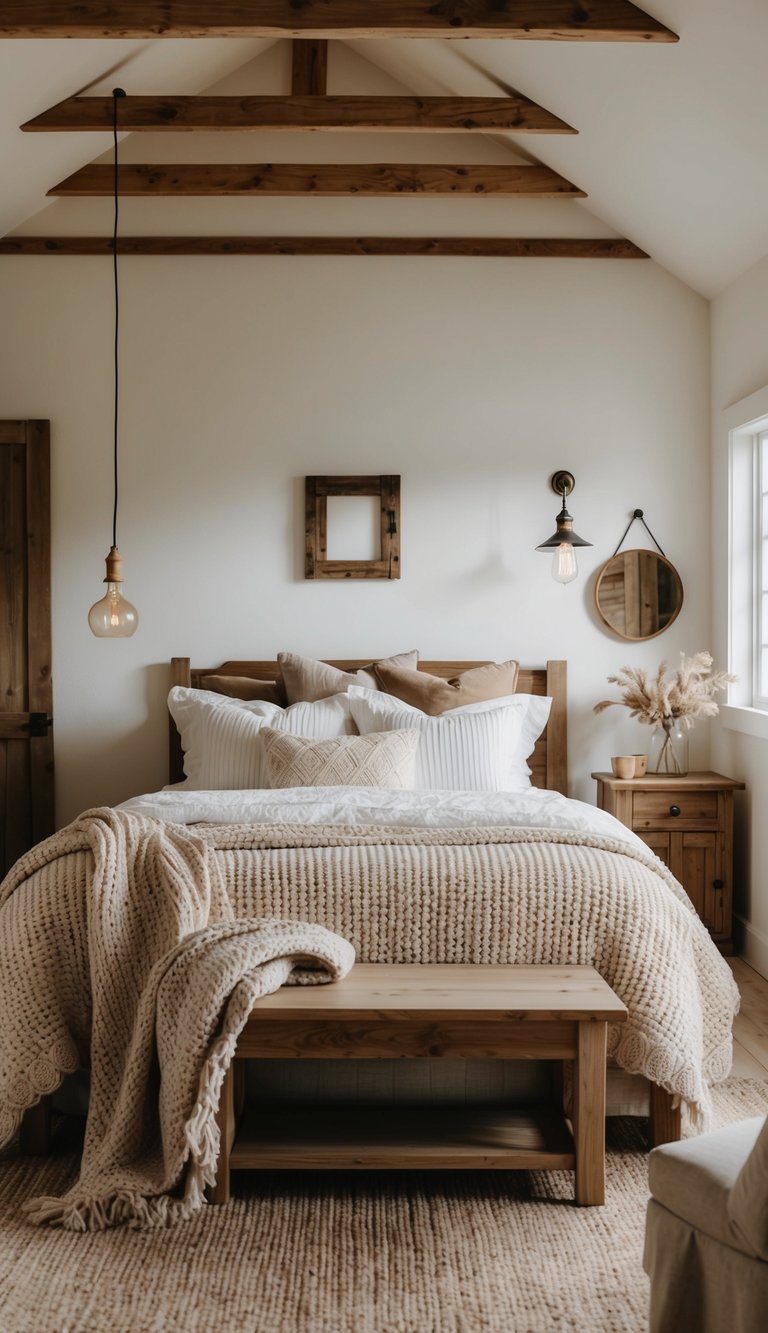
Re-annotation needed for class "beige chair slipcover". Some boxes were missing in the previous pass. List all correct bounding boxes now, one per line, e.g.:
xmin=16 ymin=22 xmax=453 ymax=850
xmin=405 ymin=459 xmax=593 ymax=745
xmin=644 ymin=1114 xmax=768 ymax=1333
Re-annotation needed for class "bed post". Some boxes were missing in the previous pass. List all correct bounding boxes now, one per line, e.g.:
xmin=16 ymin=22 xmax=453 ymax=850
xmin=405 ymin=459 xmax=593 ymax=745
xmin=170 ymin=657 xmax=191 ymax=688
xmin=649 ymin=1083 xmax=682 ymax=1146
xmin=20 ymin=1100 xmax=52 ymax=1155
xmin=169 ymin=657 xmax=191 ymax=785
xmin=545 ymin=660 xmax=568 ymax=796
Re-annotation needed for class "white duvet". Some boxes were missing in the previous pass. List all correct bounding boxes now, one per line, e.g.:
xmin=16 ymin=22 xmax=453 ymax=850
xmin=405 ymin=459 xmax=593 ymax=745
xmin=118 ymin=785 xmax=647 ymax=853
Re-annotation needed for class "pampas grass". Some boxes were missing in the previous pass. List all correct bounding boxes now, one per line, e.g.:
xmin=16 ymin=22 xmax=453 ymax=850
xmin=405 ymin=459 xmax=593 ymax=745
xmin=594 ymin=651 xmax=735 ymax=729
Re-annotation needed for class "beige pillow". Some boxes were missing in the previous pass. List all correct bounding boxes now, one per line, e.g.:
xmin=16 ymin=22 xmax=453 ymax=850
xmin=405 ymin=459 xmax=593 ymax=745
xmin=373 ymin=660 xmax=520 ymax=716
xmin=277 ymin=650 xmax=419 ymax=705
xmin=200 ymin=674 xmax=287 ymax=707
xmin=261 ymin=727 xmax=420 ymax=790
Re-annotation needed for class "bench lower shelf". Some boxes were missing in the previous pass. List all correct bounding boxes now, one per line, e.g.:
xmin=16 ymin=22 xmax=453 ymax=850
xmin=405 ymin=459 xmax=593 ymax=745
xmin=230 ymin=1104 xmax=575 ymax=1171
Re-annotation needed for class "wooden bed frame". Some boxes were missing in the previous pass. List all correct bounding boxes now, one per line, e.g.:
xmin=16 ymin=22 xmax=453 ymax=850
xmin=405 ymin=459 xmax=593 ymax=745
xmin=169 ymin=657 xmax=568 ymax=793
xmin=164 ymin=653 xmax=680 ymax=1149
xmin=19 ymin=655 xmax=683 ymax=1161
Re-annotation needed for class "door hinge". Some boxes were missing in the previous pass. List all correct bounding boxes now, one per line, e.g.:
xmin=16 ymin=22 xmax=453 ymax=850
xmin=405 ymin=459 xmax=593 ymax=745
xmin=26 ymin=713 xmax=52 ymax=737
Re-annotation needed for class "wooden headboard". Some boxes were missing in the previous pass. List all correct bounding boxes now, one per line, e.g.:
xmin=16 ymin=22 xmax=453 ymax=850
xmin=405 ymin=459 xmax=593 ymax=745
xmin=169 ymin=658 xmax=567 ymax=795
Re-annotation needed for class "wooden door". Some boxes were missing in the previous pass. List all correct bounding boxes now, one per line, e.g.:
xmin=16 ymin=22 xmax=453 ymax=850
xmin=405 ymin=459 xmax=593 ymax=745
xmin=0 ymin=421 xmax=53 ymax=876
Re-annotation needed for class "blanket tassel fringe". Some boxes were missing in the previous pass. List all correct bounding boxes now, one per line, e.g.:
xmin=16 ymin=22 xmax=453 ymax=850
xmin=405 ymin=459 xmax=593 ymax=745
xmin=23 ymin=1030 xmax=238 ymax=1232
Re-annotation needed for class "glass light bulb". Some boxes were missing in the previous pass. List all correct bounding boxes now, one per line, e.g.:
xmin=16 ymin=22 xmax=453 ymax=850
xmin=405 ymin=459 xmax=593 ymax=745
xmin=552 ymin=543 xmax=578 ymax=585
xmin=88 ymin=582 xmax=138 ymax=637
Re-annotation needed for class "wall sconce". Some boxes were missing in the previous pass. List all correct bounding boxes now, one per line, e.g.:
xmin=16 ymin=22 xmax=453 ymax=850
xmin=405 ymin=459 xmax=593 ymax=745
xmin=535 ymin=470 xmax=593 ymax=585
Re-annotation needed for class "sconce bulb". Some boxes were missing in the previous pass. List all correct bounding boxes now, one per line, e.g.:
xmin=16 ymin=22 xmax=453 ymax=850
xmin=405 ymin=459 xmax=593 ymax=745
xmin=88 ymin=547 xmax=139 ymax=637
xmin=552 ymin=543 xmax=579 ymax=585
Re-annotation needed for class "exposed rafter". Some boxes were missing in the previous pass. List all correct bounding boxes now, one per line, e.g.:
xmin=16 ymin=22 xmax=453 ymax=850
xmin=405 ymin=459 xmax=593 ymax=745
xmin=0 ymin=237 xmax=648 ymax=258
xmin=22 ymin=94 xmax=577 ymax=135
xmin=48 ymin=162 xmax=587 ymax=198
xmin=0 ymin=2 xmax=679 ymax=41
xmin=291 ymin=39 xmax=327 ymax=96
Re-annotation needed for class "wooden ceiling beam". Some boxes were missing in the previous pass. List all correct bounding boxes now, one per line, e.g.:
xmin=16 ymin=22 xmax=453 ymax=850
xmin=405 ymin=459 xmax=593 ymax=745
xmin=0 ymin=237 xmax=648 ymax=258
xmin=0 ymin=3 xmax=679 ymax=41
xmin=48 ymin=162 xmax=586 ymax=197
xmin=291 ymin=39 xmax=328 ymax=96
xmin=22 ymin=94 xmax=576 ymax=135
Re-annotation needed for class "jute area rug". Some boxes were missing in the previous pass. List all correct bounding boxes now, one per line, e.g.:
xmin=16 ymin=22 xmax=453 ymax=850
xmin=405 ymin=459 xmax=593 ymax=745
xmin=0 ymin=1079 xmax=766 ymax=1333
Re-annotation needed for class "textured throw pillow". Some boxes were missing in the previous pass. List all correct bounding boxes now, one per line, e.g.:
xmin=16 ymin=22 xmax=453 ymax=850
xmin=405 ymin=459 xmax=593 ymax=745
xmin=347 ymin=687 xmax=527 ymax=792
xmin=277 ymin=650 xmax=419 ymax=705
xmin=374 ymin=659 xmax=520 ymax=716
xmin=261 ymin=727 xmax=420 ymax=790
xmin=167 ymin=687 xmax=355 ymax=790
xmin=200 ymin=674 xmax=287 ymax=707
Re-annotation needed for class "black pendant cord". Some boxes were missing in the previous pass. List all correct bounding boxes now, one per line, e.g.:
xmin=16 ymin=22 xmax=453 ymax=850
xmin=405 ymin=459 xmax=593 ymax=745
xmin=111 ymin=88 xmax=125 ymax=552
xmin=612 ymin=508 xmax=665 ymax=558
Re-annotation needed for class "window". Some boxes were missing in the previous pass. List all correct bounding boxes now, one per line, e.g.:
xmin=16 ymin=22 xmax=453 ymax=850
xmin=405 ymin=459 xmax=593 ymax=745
xmin=724 ymin=390 xmax=768 ymax=729
xmin=757 ymin=432 xmax=768 ymax=708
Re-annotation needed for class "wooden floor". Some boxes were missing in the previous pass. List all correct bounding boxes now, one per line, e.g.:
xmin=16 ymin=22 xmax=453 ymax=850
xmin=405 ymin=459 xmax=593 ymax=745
xmin=729 ymin=958 xmax=768 ymax=1079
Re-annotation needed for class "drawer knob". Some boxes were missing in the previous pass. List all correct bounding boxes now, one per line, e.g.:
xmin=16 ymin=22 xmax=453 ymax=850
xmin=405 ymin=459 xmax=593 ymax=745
xmin=712 ymin=879 xmax=724 ymax=890
xmin=669 ymin=804 xmax=681 ymax=817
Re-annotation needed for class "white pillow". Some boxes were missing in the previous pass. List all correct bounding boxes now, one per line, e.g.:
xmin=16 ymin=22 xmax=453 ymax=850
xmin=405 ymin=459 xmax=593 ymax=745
xmin=432 ymin=691 xmax=551 ymax=787
xmin=512 ymin=694 xmax=553 ymax=784
xmin=168 ymin=686 xmax=355 ymax=790
xmin=388 ymin=690 xmax=551 ymax=786
xmin=347 ymin=688 xmax=552 ymax=792
xmin=347 ymin=687 xmax=530 ymax=792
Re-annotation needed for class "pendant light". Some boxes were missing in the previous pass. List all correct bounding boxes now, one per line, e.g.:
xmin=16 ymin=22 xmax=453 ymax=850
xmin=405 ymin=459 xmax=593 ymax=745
xmin=88 ymin=88 xmax=138 ymax=638
xmin=535 ymin=471 xmax=593 ymax=585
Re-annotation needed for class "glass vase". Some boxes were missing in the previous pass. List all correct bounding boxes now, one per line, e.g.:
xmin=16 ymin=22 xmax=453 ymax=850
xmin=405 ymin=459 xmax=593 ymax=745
xmin=650 ymin=719 xmax=689 ymax=775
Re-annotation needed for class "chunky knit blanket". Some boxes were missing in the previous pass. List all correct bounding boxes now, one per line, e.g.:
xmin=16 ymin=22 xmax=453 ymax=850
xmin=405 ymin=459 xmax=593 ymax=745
xmin=0 ymin=809 xmax=355 ymax=1231
xmin=207 ymin=819 xmax=737 ymax=1120
xmin=0 ymin=809 xmax=737 ymax=1229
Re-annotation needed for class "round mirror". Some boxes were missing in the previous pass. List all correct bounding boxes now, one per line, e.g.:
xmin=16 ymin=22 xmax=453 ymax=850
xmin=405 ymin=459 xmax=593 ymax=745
xmin=595 ymin=549 xmax=684 ymax=641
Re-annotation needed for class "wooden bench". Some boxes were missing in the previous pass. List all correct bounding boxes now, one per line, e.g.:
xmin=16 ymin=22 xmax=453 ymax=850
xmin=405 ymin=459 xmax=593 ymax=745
xmin=212 ymin=963 xmax=628 ymax=1207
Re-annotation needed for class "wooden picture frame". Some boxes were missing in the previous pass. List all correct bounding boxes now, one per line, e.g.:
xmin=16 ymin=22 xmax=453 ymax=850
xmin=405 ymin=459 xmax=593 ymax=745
xmin=305 ymin=475 xmax=400 ymax=580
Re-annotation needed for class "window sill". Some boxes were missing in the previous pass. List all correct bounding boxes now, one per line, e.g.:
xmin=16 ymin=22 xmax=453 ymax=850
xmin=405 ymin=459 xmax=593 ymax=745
xmin=720 ymin=704 xmax=768 ymax=740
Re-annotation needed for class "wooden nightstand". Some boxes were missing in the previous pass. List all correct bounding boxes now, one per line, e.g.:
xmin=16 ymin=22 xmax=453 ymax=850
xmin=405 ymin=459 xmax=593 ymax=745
xmin=592 ymin=771 xmax=745 ymax=954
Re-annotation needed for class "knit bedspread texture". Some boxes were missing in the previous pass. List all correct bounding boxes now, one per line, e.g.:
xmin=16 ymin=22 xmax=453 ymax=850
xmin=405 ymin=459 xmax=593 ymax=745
xmin=0 ymin=807 xmax=737 ymax=1230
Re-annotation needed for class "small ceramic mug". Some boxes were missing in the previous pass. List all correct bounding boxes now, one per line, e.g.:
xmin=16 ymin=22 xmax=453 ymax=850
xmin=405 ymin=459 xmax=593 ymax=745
xmin=611 ymin=755 xmax=636 ymax=779
xmin=631 ymin=754 xmax=648 ymax=777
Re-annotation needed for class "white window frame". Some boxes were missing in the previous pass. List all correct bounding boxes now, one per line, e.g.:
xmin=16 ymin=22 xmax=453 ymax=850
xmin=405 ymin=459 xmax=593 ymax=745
xmin=755 ymin=431 xmax=768 ymax=711
xmin=720 ymin=385 xmax=768 ymax=739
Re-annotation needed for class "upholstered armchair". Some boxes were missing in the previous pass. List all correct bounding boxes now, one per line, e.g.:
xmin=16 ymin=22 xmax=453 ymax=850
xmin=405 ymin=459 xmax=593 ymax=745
xmin=644 ymin=1113 xmax=768 ymax=1332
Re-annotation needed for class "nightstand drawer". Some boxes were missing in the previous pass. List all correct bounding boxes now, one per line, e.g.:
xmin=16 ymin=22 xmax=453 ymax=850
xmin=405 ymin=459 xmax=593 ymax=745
xmin=632 ymin=790 xmax=718 ymax=829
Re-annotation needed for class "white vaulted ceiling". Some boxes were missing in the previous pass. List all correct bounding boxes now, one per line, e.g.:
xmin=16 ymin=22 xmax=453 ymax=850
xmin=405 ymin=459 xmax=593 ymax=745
xmin=1 ymin=1 xmax=767 ymax=296
xmin=0 ymin=36 xmax=278 ymax=238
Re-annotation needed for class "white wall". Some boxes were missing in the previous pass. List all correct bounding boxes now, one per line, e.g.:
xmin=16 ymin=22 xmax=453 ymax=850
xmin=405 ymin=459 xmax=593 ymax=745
xmin=711 ymin=251 xmax=768 ymax=977
xmin=0 ymin=252 xmax=709 ymax=825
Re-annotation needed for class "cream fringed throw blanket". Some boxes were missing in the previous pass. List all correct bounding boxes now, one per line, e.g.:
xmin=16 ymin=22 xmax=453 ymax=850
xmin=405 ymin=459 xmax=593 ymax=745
xmin=0 ymin=809 xmax=355 ymax=1231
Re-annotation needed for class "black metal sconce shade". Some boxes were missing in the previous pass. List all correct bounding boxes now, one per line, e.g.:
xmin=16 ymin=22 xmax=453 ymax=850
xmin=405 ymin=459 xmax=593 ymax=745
xmin=535 ymin=470 xmax=593 ymax=551
xmin=535 ymin=507 xmax=593 ymax=550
